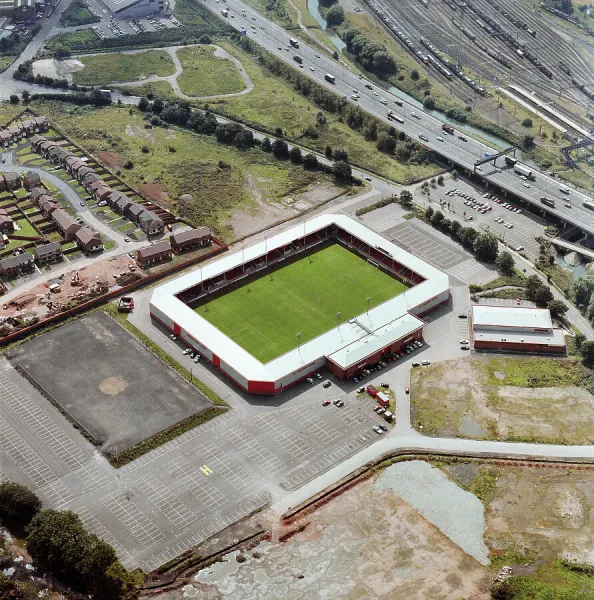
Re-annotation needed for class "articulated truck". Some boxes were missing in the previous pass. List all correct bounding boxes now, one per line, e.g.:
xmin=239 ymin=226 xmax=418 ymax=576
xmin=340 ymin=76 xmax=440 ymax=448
xmin=514 ymin=163 xmax=535 ymax=180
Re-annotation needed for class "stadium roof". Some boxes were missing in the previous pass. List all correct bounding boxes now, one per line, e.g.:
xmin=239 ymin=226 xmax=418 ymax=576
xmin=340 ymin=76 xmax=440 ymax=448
xmin=473 ymin=327 xmax=565 ymax=347
xmin=101 ymin=0 xmax=143 ymax=14
xmin=472 ymin=305 xmax=553 ymax=330
xmin=151 ymin=214 xmax=450 ymax=384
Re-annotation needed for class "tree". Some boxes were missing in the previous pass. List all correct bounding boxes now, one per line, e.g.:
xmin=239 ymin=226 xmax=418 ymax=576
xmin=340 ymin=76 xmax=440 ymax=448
xmin=570 ymin=276 xmax=594 ymax=308
xmin=333 ymin=148 xmax=348 ymax=161
xmin=303 ymin=153 xmax=318 ymax=169
xmin=525 ymin=275 xmax=543 ymax=301
xmin=53 ymin=45 xmax=71 ymax=60
xmin=234 ymin=129 xmax=254 ymax=149
xmin=449 ymin=219 xmax=462 ymax=239
xmin=473 ymin=232 xmax=499 ymax=262
xmin=423 ymin=96 xmax=435 ymax=110
xmin=495 ymin=251 xmax=515 ymax=275
xmin=581 ymin=340 xmax=594 ymax=368
xmin=9 ymin=94 xmax=18 ymax=104
xmin=319 ymin=0 xmax=337 ymax=6
xmin=137 ymin=96 xmax=150 ymax=112
xmin=0 ymin=482 xmax=41 ymax=531
xmin=0 ymin=573 xmax=24 ymax=600
xmin=289 ymin=146 xmax=302 ymax=164
xmin=452 ymin=169 xmax=458 ymax=179
xmin=410 ymin=69 xmax=419 ymax=81
xmin=333 ymin=160 xmax=352 ymax=183
xmin=399 ymin=189 xmax=413 ymax=208
xmin=431 ymin=210 xmax=444 ymax=227
xmin=574 ymin=333 xmax=587 ymax=353
xmin=425 ymin=206 xmax=434 ymax=220
xmin=152 ymin=97 xmax=164 ymax=114
xmin=326 ymin=3 xmax=344 ymax=25
xmin=460 ymin=226 xmax=478 ymax=249
xmin=325 ymin=145 xmax=333 ymax=159
xmin=521 ymin=118 xmax=533 ymax=128
xmin=437 ymin=174 xmax=444 ymax=185
xmin=261 ymin=137 xmax=272 ymax=152
xmin=534 ymin=285 xmax=554 ymax=308
xmin=272 ymin=139 xmax=289 ymax=159
xmin=376 ymin=131 xmax=396 ymax=153
xmin=21 ymin=90 xmax=30 ymax=104
xmin=547 ymin=299 xmax=568 ymax=319
xmin=522 ymin=135 xmax=535 ymax=149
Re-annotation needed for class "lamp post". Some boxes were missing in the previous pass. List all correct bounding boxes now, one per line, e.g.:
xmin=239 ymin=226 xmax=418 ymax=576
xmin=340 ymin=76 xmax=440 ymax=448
xmin=297 ymin=332 xmax=301 ymax=348
xmin=336 ymin=311 xmax=341 ymax=330
xmin=366 ymin=296 xmax=371 ymax=314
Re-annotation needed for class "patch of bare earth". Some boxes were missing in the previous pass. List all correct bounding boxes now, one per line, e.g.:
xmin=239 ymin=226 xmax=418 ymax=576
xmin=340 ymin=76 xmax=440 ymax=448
xmin=140 ymin=182 xmax=169 ymax=206
xmin=162 ymin=475 xmax=489 ymax=600
xmin=411 ymin=357 xmax=594 ymax=444
xmin=98 ymin=375 xmax=128 ymax=396
xmin=97 ymin=150 xmax=125 ymax=169
xmin=485 ymin=466 xmax=594 ymax=565
xmin=226 ymin=174 xmax=297 ymax=239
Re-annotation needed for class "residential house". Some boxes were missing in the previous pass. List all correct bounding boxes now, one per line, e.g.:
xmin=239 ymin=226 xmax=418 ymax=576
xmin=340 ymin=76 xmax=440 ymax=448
xmin=137 ymin=240 xmax=171 ymax=267
xmin=128 ymin=203 xmax=146 ymax=223
xmin=7 ymin=126 xmax=21 ymax=140
xmin=170 ymin=227 xmax=211 ymax=254
xmin=33 ymin=241 xmax=63 ymax=265
xmin=107 ymin=190 xmax=127 ymax=209
xmin=138 ymin=210 xmax=164 ymax=236
xmin=30 ymin=187 xmax=46 ymax=204
xmin=23 ymin=170 xmax=41 ymax=190
xmin=30 ymin=135 xmax=46 ymax=152
xmin=0 ymin=209 xmax=14 ymax=233
xmin=0 ymin=253 xmax=35 ymax=277
xmin=89 ymin=181 xmax=110 ymax=200
xmin=39 ymin=198 xmax=59 ymax=217
xmin=47 ymin=146 xmax=62 ymax=163
xmin=76 ymin=166 xmax=94 ymax=183
xmin=114 ymin=196 xmax=132 ymax=216
xmin=30 ymin=187 xmax=46 ymax=205
xmin=20 ymin=120 xmax=35 ymax=136
xmin=39 ymin=140 xmax=56 ymax=157
xmin=3 ymin=172 xmax=21 ymax=190
xmin=0 ymin=176 xmax=6 ymax=193
xmin=33 ymin=116 xmax=49 ymax=132
xmin=0 ymin=130 xmax=12 ymax=147
xmin=57 ymin=149 xmax=74 ymax=167
xmin=65 ymin=157 xmax=86 ymax=175
xmin=52 ymin=208 xmax=81 ymax=239
xmin=81 ymin=172 xmax=100 ymax=189
xmin=75 ymin=227 xmax=103 ymax=253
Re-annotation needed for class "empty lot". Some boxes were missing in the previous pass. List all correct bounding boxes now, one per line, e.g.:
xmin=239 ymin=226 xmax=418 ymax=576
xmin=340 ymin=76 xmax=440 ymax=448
xmin=9 ymin=312 xmax=211 ymax=451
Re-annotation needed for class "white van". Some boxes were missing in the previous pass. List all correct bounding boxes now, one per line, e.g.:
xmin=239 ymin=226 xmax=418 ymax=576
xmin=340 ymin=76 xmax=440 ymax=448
xmin=559 ymin=186 xmax=570 ymax=194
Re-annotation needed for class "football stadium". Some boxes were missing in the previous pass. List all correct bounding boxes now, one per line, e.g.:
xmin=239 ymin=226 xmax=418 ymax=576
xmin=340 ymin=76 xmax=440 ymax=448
xmin=150 ymin=215 xmax=450 ymax=395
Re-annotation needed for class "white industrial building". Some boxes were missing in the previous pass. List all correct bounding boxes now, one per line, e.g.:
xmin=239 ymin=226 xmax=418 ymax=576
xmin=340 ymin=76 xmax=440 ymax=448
xmin=101 ymin=0 xmax=167 ymax=19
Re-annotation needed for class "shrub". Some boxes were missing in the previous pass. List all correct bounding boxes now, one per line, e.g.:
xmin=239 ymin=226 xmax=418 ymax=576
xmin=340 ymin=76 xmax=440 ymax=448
xmin=0 ymin=482 xmax=41 ymax=531
xmin=123 ymin=160 xmax=134 ymax=169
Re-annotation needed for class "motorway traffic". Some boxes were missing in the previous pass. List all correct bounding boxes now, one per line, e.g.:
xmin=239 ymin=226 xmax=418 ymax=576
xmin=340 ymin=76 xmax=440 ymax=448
xmin=202 ymin=0 xmax=594 ymax=237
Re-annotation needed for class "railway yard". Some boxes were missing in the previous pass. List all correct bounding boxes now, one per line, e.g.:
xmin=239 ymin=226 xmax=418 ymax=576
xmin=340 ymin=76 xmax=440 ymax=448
xmin=363 ymin=0 xmax=594 ymax=129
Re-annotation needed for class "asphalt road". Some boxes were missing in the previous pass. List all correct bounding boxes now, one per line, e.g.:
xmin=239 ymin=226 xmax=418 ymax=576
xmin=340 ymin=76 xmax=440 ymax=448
xmin=199 ymin=0 xmax=594 ymax=236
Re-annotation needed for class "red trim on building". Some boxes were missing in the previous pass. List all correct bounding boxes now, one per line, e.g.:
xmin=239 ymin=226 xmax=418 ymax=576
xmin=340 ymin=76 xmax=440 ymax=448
xmin=247 ymin=380 xmax=276 ymax=394
xmin=173 ymin=322 xmax=181 ymax=336
xmin=212 ymin=354 xmax=221 ymax=368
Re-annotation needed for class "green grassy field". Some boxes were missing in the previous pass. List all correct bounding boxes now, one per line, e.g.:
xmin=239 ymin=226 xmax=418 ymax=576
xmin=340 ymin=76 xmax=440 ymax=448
xmin=196 ymin=244 xmax=407 ymax=362
xmin=176 ymin=46 xmax=246 ymax=97
xmin=72 ymin=50 xmax=176 ymax=85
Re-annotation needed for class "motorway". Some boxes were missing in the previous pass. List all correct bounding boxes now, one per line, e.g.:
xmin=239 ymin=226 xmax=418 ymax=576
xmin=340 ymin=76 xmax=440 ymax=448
xmin=199 ymin=0 xmax=594 ymax=237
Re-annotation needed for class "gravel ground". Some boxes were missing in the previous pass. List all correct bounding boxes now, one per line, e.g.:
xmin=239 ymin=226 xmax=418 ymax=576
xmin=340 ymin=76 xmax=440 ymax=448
xmin=374 ymin=461 xmax=490 ymax=565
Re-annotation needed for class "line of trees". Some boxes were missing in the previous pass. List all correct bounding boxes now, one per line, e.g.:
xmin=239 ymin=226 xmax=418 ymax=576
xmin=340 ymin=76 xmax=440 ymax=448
xmin=138 ymin=98 xmax=354 ymax=183
xmin=0 ymin=482 xmax=139 ymax=600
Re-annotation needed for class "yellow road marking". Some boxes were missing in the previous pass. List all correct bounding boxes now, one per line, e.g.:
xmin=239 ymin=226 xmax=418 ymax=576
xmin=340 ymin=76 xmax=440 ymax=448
xmin=200 ymin=465 xmax=213 ymax=476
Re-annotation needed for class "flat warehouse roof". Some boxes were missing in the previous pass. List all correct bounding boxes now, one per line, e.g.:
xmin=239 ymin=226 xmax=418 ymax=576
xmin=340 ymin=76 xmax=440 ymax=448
xmin=474 ymin=328 xmax=565 ymax=347
xmin=472 ymin=305 xmax=553 ymax=330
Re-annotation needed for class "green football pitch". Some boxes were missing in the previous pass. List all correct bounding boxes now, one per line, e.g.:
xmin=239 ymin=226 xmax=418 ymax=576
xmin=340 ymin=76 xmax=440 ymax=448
xmin=196 ymin=244 xmax=408 ymax=363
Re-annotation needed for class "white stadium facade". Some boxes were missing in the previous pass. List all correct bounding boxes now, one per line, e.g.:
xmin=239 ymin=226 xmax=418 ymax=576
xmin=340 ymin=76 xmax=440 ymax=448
xmin=150 ymin=214 xmax=450 ymax=395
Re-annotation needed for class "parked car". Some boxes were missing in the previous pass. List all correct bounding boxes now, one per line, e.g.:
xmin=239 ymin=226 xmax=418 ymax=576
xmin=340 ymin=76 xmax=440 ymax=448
xmin=381 ymin=382 xmax=389 ymax=388
xmin=182 ymin=348 xmax=192 ymax=355
xmin=421 ymin=360 xmax=431 ymax=366
xmin=169 ymin=334 xmax=177 ymax=340
xmin=379 ymin=423 xmax=388 ymax=431
xmin=307 ymin=377 xmax=314 ymax=385
xmin=323 ymin=381 xmax=331 ymax=388
xmin=334 ymin=399 xmax=344 ymax=407
xmin=460 ymin=339 xmax=469 ymax=345
xmin=412 ymin=362 xmax=420 ymax=367
xmin=194 ymin=354 xmax=201 ymax=362
xmin=357 ymin=386 xmax=366 ymax=394
xmin=461 ymin=345 xmax=469 ymax=350
xmin=405 ymin=386 xmax=409 ymax=394
xmin=322 ymin=399 xmax=331 ymax=406
xmin=315 ymin=373 xmax=323 ymax=380
xmin=459 ymin=314 xmax=468 ymax=319
xmin=373 ymin=426 xmax=384 ymax=435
